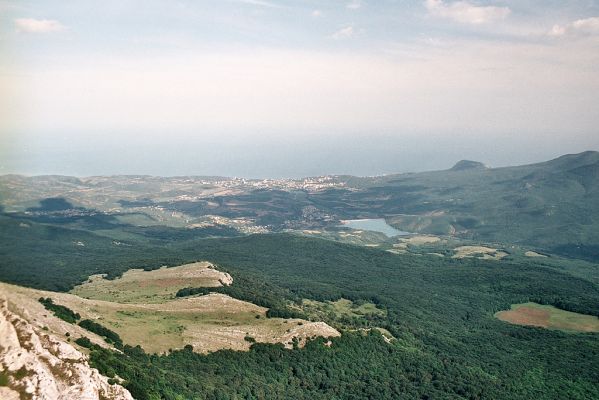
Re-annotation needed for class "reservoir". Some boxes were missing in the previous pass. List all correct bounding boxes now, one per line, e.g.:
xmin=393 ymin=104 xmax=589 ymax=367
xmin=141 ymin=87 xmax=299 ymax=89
xmin=340 ymin=219 xmax=410 ymax=237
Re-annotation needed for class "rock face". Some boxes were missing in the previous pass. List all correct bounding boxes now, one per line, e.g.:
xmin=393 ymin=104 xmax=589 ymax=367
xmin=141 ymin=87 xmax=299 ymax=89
xmin=0 ymin=295 xmax=133 ymax=400
xmin=207 ymin=262 xmax=233 ymax=286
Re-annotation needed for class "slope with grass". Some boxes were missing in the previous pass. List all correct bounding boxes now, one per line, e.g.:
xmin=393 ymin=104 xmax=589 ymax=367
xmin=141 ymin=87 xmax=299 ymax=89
xmin=71 ymin=261 xmax=232 ymax=303
xmin=1 ymin=262 xmax=340 ymax=355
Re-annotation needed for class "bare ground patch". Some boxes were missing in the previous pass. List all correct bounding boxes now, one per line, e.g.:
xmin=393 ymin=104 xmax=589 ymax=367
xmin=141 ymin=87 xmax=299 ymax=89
xmin=496 ymin=306 xmax=550 ymax=328
xmin=298 ymin=298 xmax=387 ymax=332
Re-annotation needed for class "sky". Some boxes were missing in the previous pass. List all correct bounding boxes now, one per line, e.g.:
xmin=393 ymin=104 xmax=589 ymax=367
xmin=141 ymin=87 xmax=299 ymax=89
xmin=1 ymin=0 xmax=598 ymax=177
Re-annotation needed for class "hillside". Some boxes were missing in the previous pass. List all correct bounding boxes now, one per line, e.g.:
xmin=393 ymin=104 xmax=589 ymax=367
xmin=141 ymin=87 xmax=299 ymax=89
xmin=315 ymin=151 xmax=599 ymax=259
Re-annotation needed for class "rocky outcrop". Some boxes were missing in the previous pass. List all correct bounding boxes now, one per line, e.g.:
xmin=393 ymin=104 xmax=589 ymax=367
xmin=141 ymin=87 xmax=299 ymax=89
xmin=0 ymin=295 xmax=133 ymax=400
xmin=218 ymin=272 xmax=233 ymax=286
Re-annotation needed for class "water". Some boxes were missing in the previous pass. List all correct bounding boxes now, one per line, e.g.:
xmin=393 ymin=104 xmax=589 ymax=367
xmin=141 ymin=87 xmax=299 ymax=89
xmin=340 ymin=219 xmax=410 ymax=237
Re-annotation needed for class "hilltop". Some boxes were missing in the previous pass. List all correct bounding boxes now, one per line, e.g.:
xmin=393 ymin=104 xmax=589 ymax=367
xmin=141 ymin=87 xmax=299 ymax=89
xmin=450 ymin=160 xmax=488 ymax=171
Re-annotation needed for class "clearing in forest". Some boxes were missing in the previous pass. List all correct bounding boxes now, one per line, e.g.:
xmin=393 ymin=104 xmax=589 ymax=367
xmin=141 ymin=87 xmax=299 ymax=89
xmin=299 ymin=298 xmax=386 ymax=328
xmin=495 ymin=302 xmax=599 ymax=333
xmin=452 ymin=245 xmax=507 ymax=260
xmin=524 ymin=251 xmax=547 ymax=258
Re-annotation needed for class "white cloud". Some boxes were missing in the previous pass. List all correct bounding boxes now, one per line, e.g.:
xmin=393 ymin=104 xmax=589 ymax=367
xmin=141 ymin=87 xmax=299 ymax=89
xmin=550 ymin=17 xmax=599 ymax=37
xmin=425 ymin=0 xmax=510 ymax=25
xmin=15 ymin=18 xmax=65 ymax=33
xmin=346 ymin=1 xmax=361 ymax=10
xmin=331 ymin=26 xmax=354 ymax=39
xmin=311 ymin=9 xmax=322 ymax=18
xmin=572 ymin=17 xmax=599 ymax=33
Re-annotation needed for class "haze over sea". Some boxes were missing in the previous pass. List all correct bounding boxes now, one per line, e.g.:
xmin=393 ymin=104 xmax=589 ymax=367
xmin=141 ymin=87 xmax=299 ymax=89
xmin=2 ymin=1 xmax=599 ymax=178
xmin=3 ymin=133 xmax=598 ymax=178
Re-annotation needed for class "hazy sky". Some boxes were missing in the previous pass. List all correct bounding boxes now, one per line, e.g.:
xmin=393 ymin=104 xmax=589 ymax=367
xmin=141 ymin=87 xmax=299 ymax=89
xmin=1 ymin=0 xmax=598 ymax=177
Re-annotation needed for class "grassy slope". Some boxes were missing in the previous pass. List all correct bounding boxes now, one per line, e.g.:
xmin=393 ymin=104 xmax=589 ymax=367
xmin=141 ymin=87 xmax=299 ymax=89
xmin=2 ymin=279 xmax=338 ymax=355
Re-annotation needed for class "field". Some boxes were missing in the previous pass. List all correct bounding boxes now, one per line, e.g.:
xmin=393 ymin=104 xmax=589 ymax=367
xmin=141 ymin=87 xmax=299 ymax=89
xmin=71 ymin=262 xmax=232 ymax=303
xmin=495 ymin=302 xmax=599 ymax=332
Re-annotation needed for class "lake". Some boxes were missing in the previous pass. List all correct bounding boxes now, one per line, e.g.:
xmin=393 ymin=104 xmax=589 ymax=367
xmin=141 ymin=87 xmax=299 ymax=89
xmin=340 ymin=219 xmax=411 ymax=237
